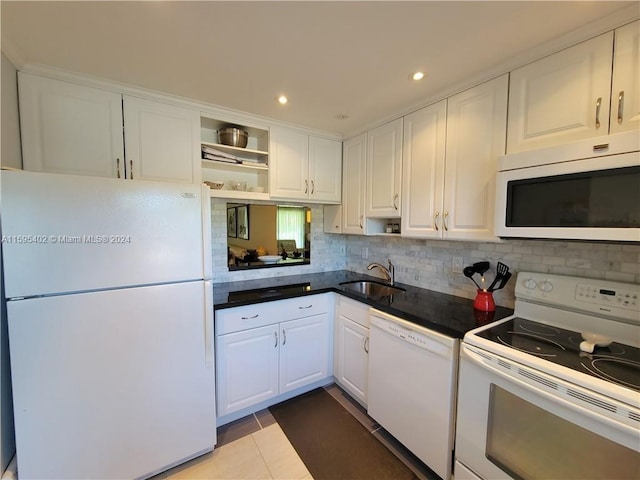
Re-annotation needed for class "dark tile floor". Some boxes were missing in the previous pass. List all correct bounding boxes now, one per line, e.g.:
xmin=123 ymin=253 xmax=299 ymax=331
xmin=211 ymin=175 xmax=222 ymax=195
xmin=218 ymin=384 xmax=440 ymax=480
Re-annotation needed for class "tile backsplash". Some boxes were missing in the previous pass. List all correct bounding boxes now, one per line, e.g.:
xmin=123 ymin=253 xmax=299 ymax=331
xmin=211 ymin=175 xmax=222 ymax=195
xmin=210 ymin=201 xmax=640 ymax=308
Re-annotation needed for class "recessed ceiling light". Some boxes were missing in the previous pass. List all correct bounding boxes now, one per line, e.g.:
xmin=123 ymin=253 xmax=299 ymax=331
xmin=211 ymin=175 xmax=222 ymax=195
xmin=276 ymin=95 xmax=288 ymax=105
xmin=410 ymin=71 xmax=425 ymax=81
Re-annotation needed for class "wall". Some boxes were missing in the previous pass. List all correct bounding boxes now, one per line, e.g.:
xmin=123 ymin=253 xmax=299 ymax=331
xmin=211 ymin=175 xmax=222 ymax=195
xmin=211 ymin=199 xmax=346 ymax=283
xmin=1 ymin=52 xmax=22 ymax=169
xmin=227 ymin=204 xmax=278 ymax=256
xmin=342 ymin=235 xmax=640 ymax=308
xmin=0 ymin=53 xmax=18 ymax=473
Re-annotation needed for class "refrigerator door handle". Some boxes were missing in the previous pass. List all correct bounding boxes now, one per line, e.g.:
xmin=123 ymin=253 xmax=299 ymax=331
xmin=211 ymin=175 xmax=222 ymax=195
xmin=204 ymin=281 xmax=213 ymax=369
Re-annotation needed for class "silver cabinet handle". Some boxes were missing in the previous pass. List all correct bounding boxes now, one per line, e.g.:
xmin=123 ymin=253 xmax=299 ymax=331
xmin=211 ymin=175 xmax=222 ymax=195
xmin=364 ymin=336 xmax=369 ymax=354
xmin=116 ymin=158 xmax=121 ymax=179
xmin=241 ymin=314 xmax=259 ymax=320
xmin=282 ymin=329 xmax=287 ymax=345
xmin=617 ymin=91 xmax=624 ymax=124
xmin=359 ymin=215 xmax=363 ymax=229
xmin=595 ymin=97 xmax=602 ymax=129
xmin=434 ymin=212 xmax=440 ymax=231
xmin=298 ymin=304 xmax=313 ymax=309
xmin=129 ymin=159 xmax=134 ymax=180
xmin=443 ymin=211 xmax=449 ymax=232
xmin=393 ymin=193 xmax=399 ymax=210
xmin=274 ymin=331 xmax=278 ymax=348
xmin=311 ymin=180 xmax=315 ymax=195
xmin=305 ymin=180 xmax=308 ymax=194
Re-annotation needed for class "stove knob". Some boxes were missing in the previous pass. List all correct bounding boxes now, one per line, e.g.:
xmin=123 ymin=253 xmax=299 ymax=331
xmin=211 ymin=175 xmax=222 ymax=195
xmin=523 ymin=278 xmax=537 ymax=290
xmin=539 ymin=280 xmax=553 ymax=293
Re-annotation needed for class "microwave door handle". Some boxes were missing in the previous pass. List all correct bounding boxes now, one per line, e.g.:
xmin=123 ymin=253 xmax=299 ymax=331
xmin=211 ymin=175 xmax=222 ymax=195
xmin=463 ymin=346 xmax=637 ymax=437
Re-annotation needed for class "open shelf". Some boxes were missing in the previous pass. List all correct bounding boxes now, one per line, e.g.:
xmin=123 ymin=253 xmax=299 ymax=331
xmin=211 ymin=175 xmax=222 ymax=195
xmin=201 ymin=141 xmax=268 ymax=163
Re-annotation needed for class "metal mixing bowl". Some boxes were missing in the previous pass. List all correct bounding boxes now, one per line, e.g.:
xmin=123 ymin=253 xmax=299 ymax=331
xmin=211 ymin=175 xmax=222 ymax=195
xmin=218 ymin=127 xmax=248 ymax=148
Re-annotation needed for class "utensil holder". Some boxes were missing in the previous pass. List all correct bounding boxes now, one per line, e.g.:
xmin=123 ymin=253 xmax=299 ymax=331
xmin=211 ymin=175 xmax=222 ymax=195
xmin=473 ymin=289 xmax=495 ymax=312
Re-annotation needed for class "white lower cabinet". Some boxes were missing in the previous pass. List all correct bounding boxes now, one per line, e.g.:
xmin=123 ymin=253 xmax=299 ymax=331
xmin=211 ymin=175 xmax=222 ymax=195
xmin=334 ymin=297 xmax=370 ymax=406
xmin=215 ymin=294 xmax=332 ymax=419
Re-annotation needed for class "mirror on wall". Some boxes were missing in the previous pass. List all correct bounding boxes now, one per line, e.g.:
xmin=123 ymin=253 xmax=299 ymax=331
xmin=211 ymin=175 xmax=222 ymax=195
xmin=226 ymin=203 xmax=311 ymax=270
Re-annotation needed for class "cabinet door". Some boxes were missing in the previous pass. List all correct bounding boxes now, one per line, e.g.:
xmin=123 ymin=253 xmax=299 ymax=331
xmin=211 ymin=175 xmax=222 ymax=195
xmin=216 ymin=324 xmax=279 ymax=416
xmin=123 ymin=96 xmax=200 ymax=183
xmin=279 ymin=314 xmax=331 ymax=394
xmin=507 ymin=32 xmax=614 ymax=154
xmin=444 ymin=75 xmax=508 ymax=241
xmin=342 ymin=134 xmax=367 ymax=234
xmin=610 ymin=20 xmax=640 ymax=134
xmin=18 ymin=73 xmax=124 ymax=178
xmin=269 ymin=127 xmax=309 ymax=200
xmin=366 ymin=119 xmax=403 ymax=217
xmin=336 ymin=315 xmax=369 ymax=405
xmin=309 ymin=136 xmax=342 ymax=203
xmin=401 ymin=100 xmax=447 ymax=239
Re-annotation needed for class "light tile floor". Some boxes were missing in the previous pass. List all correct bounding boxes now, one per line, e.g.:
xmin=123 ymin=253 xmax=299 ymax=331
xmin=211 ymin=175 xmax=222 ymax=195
xmin=158 ymin=423 xmax=312 ymax=480
xmin=155 ymin=384 xmax=437 ymax=480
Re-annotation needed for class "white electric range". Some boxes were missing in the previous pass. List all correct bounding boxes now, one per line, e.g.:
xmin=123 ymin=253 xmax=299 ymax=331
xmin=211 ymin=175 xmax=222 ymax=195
xmin=455 ymin=271 xmax=639 ymax=480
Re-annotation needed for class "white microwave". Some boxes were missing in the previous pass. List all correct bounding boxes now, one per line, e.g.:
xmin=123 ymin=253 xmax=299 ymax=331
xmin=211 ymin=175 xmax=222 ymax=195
xmin=496 ymin=131 xmax=640 ymax=242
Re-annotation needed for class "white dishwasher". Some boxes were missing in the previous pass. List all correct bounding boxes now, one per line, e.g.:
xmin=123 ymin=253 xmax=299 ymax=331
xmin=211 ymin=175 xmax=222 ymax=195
xmin=367 ymin=309 xmax=459 ymax=480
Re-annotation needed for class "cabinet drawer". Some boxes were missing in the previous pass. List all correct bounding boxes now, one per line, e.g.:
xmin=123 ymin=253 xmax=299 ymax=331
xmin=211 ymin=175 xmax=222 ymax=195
xmin=216 ymin=293 xmax=331 ymax=335
xmin=338 ymin=296 xmax=370 ymax=328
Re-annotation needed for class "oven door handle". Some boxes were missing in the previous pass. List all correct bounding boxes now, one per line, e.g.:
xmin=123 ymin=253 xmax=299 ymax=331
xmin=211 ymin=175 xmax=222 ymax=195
xmin=463 ymin=345 xmax=638 ymax=437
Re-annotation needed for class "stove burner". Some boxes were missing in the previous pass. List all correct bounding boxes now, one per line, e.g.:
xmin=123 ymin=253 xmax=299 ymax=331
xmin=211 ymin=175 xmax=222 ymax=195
xmin=581 ymin=357 xmax=640 ymax=390
xmin=474 ymin=317 xmax=640 ymax=393
xmin=519 ymin=321 xmax=560 ymax=337
xmin=497 ymin=331 xmax=566 ymax=357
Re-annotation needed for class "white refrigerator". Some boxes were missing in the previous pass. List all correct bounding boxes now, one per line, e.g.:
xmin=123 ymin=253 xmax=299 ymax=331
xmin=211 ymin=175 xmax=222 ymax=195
xmin=1 ymin=170 xmax=216 ymax=479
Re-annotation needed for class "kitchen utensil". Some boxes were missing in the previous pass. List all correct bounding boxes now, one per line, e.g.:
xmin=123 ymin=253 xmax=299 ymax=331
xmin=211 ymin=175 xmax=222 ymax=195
xmin=494 ymin=271 xmax=512 ymax=291
xmin=487 ymin=262 xmax=510 ymax=292
xmin=472 ymin=261 xmax=490 ymax=290
xmin=472 ymin=261 xmax=490 ymax=276
xmin=218 ymin=127 xmax=248 ymax=148
xmin=463 ymin=266 xmax=482 ymax=290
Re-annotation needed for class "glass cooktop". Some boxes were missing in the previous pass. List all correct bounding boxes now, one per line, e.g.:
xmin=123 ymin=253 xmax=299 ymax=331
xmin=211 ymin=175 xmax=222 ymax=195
xmin=476 ymin=317 xmax=640 ymax=392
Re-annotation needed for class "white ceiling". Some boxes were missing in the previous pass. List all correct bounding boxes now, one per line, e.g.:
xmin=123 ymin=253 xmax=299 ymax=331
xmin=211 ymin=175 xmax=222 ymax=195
xmin=2 ymin=1 xmax=638 ymax=137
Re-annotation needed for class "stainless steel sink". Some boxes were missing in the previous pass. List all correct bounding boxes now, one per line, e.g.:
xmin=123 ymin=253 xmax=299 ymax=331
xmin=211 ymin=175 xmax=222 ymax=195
xmin=339 ymin=280 xmax=405 ymax=297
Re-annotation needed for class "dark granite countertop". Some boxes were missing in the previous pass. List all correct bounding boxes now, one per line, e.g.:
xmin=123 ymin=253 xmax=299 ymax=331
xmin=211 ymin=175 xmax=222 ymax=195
xmin=213 ymin=270 xmax=513 ymax=339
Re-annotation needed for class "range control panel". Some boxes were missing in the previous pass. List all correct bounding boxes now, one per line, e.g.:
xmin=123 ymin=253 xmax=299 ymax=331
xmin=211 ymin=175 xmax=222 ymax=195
xmin=516 ymin=272 xmax=640 ymax=323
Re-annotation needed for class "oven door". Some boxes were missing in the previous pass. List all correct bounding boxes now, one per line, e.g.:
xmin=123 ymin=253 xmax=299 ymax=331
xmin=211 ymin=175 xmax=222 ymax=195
xmin=495 ymin=151 xmax=640 ymax=241
xmin=455 ymin=344 xmax=640 ymax=480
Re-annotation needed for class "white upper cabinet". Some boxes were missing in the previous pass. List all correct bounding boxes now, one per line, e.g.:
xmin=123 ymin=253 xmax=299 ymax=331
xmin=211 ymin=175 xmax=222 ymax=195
xmin=269 ymin=127 xmax=341 ymax=203
xmin=610 ymin=20 xmax=640 ymax=134
xmin=308 ymin=136 xmax=342 ymax=202
xmin=507 ymin=32 xmax=614 ymax=154
xmin=366 ymin=118 xmax=403 ymax=217
xmin=123 ymin=96 xmax=200 ymax=183
xmin=401 ymin=76 xmax=508 ymax=241
xmin=19 ymin=73 xmax=125 ymax=178
xmin=19 ymin=73 xmax=200 ymax=183
xmin=444 ymin=75 xmax=508 ymax=241
xmin=342 ymin=133 xmax=367 ymax=234
xmin=269 ymin=127 xmax=309 ymax=199
xmin=401 ymin=100 xmax=447 ymax=239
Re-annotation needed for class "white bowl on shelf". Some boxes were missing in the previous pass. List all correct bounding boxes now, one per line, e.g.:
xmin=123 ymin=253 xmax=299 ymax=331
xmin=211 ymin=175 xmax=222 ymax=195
xmin=258 ymin=255 xmax=281 ymax=264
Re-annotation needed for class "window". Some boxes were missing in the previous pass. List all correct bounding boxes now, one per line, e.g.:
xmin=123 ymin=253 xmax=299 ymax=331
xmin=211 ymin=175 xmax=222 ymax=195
xmin=277 ymin=206 xmax=305 ymax=251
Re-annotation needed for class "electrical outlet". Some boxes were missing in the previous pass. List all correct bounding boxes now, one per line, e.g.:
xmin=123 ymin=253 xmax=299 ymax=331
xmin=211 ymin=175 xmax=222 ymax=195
xmin=362 ymin=247 xmax=369 ymax=259
xmin=452 ymin=256 xmax=463 ymax=274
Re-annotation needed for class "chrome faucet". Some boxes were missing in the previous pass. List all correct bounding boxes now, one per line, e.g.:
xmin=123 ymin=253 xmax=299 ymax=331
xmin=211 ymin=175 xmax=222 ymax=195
xmin=367 ymin=259 xmax=395 ymax=286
